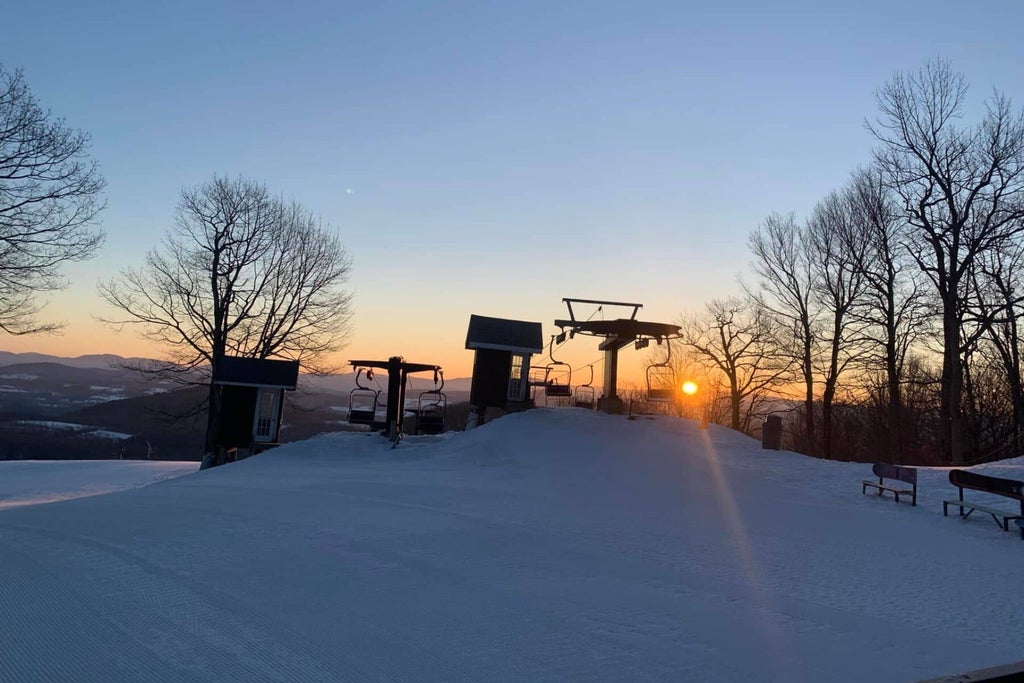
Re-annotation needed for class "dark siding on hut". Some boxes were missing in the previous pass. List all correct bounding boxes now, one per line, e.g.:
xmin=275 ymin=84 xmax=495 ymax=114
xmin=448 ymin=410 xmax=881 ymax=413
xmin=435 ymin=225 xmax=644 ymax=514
xmin=470 ymin=348 xmax=512 ymax=408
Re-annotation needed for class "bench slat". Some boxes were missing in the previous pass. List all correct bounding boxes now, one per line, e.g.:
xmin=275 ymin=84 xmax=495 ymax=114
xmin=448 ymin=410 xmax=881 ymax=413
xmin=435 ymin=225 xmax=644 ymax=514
xmin=948 ymin=469 xmax=1024 ymax=500
xmin=943 ymin=499 xmax=1022 ymax=531
xmin=873 ymin=463 xmax=917 ymax=485
xmin=943 ymin=500 xmax=1022 ymax=519
xmin=862 ymin=481 xmax=913 ymax=494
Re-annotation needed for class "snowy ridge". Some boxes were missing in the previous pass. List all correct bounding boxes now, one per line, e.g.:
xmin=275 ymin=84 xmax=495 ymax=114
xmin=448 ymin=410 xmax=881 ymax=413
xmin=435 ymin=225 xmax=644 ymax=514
xmin=0 ymin=460 xmax=197 ymax=510
xmin=0 ymin=409 xmax=1021 ymax=681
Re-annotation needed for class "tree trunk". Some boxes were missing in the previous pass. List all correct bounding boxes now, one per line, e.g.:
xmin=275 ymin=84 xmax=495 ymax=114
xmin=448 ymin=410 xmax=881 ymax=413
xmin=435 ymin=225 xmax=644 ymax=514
xmin=1012 ymin=381 xmax=1024 ymax=457
xmin=1008 ymin=319 xmax=1023 ymax=457
xmin=201 ymin=382 xmax=222 ymax=469
xmin=822 ymin=381 xmax=835 ymax=460
xmin=884 ymin=283 xmax=904 ymax=463
xmin=886 ymin=344 xmax=903 ymax=464
xmin=729 ymin=374 xmax=741 ymax=431
xmin=821 ymin=312 xmax=844 ymax=460
xmin=941 ymin=304 xmax=964 ymax=465
xmin=803 ymin=338 xmax=816 ymax=457
xmin=202 ymin=339 xmax=226 ymax=467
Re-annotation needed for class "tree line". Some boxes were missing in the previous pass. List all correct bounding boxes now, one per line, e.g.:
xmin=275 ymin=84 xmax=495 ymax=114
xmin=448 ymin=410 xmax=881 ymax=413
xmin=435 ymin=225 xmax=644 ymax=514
xmin=679 ymin=60 xmax=1024 ymax=466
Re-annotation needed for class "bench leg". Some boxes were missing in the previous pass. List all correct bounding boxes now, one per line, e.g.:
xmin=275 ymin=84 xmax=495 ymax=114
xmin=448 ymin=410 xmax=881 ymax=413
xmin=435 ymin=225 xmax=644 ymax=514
xmin=943 ymin=501 xmax=948 ymax=517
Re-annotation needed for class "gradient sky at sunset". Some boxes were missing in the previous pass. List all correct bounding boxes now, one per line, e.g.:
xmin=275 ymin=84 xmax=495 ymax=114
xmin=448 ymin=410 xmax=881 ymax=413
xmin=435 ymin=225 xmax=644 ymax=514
xmin=2 ymin=0 xmax=1022 ymax=380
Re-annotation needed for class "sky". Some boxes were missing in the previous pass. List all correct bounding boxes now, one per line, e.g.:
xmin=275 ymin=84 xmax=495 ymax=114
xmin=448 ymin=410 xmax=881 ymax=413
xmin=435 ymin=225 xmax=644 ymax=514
xmin=2 ymin=0 xmax=1023 ymax=380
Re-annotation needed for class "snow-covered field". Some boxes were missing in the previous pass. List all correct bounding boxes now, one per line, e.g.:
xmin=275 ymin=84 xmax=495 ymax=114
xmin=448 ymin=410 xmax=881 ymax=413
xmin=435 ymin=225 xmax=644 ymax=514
xmin=0 ymin=459 xmax=197 ymax=510
xmin=1 ymin=409 xmax=1022 ymax=682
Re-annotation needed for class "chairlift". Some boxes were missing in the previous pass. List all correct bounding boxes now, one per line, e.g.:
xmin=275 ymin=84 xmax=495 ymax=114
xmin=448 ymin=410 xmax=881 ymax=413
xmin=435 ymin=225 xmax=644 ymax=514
xmin=348 ymin=367 xmax=381 ymax=425
xmin=574 ymin=364 xmax=595 ymax=410
xmin=528 ymin=365 xmax=551 ymax=402
xmin=545 ymin=335 xmax=572 ymax=399
xmin=646 ymin=338 xmax=676 ymax=403
xmin=415 ymin=369 xmax=447 ymax=435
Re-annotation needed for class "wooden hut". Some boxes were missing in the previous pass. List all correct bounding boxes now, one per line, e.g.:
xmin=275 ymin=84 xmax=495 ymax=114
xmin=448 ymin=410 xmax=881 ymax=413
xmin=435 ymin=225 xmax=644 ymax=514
xmin=211 ymin=355 xmax=300 ymax=459
xmin=465 ymin=314 xmax=544 ymax=414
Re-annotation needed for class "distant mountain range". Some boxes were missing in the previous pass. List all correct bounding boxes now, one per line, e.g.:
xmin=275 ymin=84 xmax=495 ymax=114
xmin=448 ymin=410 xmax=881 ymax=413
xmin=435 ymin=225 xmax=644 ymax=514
xmin=0 ymin=351 xmax=155 ymax=370
xmin=0 ymin=352 xmax=475 ymax=461
xmin=0 ymin=351 xmax=474 ymax=393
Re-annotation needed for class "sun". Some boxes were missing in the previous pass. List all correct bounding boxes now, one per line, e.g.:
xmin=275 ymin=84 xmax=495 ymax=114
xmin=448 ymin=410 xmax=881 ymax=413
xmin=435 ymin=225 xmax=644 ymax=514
xmin=681 ymin=381 xmax=698 ymax=395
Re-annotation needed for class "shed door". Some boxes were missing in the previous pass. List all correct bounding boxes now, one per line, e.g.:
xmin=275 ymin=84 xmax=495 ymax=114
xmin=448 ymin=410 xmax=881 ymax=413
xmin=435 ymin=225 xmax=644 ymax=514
xmin=507 ymin=354 xmax=527 ymax=401
xmin=253 ymin=389 xmax=279 ymax=442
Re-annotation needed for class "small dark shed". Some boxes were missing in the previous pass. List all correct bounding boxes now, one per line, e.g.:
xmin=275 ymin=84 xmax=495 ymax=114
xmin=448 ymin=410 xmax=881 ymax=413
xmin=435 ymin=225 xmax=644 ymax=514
xmin=465 ymin=314 xmax=544 ymax=412
xmin=212 ymin=355 xmax=300 ymax=455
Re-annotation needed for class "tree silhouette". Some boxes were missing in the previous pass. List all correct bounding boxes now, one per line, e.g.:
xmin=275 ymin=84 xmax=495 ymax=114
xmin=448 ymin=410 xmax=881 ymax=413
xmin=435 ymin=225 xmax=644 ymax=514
xmin=100 ymin=176 xmax=353 ymax=458
xmin=0 ymin=64 xmax=104 ymax=334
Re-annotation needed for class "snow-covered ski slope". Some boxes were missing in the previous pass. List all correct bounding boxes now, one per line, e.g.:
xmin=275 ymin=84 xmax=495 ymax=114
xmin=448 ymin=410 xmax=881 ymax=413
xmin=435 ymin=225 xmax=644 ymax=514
xmin=0 ymin=459 xmax=197 ymax=510
xmin=1 ymin=409 xmax=1022 ymax=682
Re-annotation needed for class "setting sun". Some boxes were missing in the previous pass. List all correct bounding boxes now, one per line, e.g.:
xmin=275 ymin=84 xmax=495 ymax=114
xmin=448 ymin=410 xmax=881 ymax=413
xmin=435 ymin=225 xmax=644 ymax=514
xmin=681 ymin=381 xmax=698 ymax=395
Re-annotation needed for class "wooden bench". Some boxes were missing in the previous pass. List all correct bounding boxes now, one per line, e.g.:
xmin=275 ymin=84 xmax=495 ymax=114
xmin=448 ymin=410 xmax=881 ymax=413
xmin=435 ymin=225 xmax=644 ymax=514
xmin=943 ymin=469 xmax=1024 ymax=532
xmin=862 ymin=463 xmax=917 ymax=506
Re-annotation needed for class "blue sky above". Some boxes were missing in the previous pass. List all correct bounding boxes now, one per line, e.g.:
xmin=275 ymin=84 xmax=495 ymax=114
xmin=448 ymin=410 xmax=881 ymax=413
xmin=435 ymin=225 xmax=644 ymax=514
xmin=2 ymin=0 xmax=1023 ymax=377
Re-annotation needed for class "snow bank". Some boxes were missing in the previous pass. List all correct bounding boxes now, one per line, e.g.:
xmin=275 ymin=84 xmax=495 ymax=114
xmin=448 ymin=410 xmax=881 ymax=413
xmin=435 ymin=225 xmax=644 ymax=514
xmin=15 ymin=420 xmax=93 ymax=431
xmin=0 ymin=459 xmax=197 ymax=510
xmin=0 ymin=409 xmax=1021 ymax=682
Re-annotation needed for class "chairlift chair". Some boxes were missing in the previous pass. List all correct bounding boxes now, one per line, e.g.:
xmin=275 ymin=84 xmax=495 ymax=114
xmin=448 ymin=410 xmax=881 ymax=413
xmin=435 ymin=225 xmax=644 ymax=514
xmin=646 ymin=339 xmax=676 ymax=403
xmin=415 ymin=369 xmax=447 ymax=435
xmin=528 ymin=365 xmax=551 ymax=402
xmin=348 ymin=367 xmax=381 ymax=425
xmin=574 ymin=364 xmax=595 ymax=409
xmin=544 ymin=335 xmax=572 ymax=399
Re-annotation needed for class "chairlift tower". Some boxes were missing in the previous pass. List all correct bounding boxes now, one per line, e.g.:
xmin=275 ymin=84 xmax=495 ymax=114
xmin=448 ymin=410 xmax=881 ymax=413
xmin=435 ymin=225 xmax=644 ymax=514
xmin=348 ymin=356 xmax=443 ymax=442
xmin=554 ymin=298 xmax=680 ymax=414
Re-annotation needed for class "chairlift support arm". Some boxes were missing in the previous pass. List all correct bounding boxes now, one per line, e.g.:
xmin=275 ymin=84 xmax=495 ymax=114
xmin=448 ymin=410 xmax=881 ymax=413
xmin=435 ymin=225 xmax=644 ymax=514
xmin=562 ymin=297 xmax=642 ymax=323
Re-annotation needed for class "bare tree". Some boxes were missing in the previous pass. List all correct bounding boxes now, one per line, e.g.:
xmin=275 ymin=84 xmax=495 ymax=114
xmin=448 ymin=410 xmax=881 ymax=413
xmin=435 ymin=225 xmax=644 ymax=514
xmin=845 ymin=168 xmax=928 ymax=463
xmin=681 ymin=297 xmax=790 ymax=433
xmin=99 ymin=176 xmax=353 ymax=458
xmin=807 ymin=187 xmax=872 ymax=459
xmin=869 ymin=59 xmax=1024 ymax=464
xmin=967 ymin=238 xmax=1024 ymax=455
xmin=0 ymin=64 xmax=104 ymax=334
xmin=748 ymin=213 xmax=819 ymax=454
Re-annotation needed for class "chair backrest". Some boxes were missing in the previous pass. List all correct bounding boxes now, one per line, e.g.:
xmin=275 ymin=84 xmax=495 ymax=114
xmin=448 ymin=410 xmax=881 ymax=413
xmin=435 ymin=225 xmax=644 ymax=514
xmin=546 ymin=383 xmax=572 ymax=397
xmin=948 ymin=469 xmax=1024 ymax=500
xmin=872 ymin=463 xmax=917 ymax=485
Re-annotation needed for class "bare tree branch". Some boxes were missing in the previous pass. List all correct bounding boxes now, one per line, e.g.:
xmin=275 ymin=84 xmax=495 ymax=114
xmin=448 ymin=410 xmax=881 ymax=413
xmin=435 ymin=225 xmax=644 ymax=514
xmin=0 ymin=64 xmax=105 ymax=334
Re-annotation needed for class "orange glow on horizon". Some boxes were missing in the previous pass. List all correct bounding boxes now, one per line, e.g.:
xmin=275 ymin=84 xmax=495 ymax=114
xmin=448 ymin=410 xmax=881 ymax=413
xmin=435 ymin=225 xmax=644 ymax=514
xmin=0 ymin=302 xmax=655 ymax=384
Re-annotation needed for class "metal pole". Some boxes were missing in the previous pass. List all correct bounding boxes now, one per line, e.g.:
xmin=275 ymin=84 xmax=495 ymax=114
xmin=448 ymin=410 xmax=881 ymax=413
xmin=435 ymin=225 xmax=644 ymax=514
xmin=599 ymin=347 xmax=623 ymax=414
xmin=386 ymin=356 xmax=403 ymax=440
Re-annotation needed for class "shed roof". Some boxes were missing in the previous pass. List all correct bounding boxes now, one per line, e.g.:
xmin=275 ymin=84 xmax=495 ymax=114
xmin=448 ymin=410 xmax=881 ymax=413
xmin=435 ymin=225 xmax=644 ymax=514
xmin=212 ymin=355 xmax=300 ymax=389
xmin=465 ymin=315 xmax=544 ymax=354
